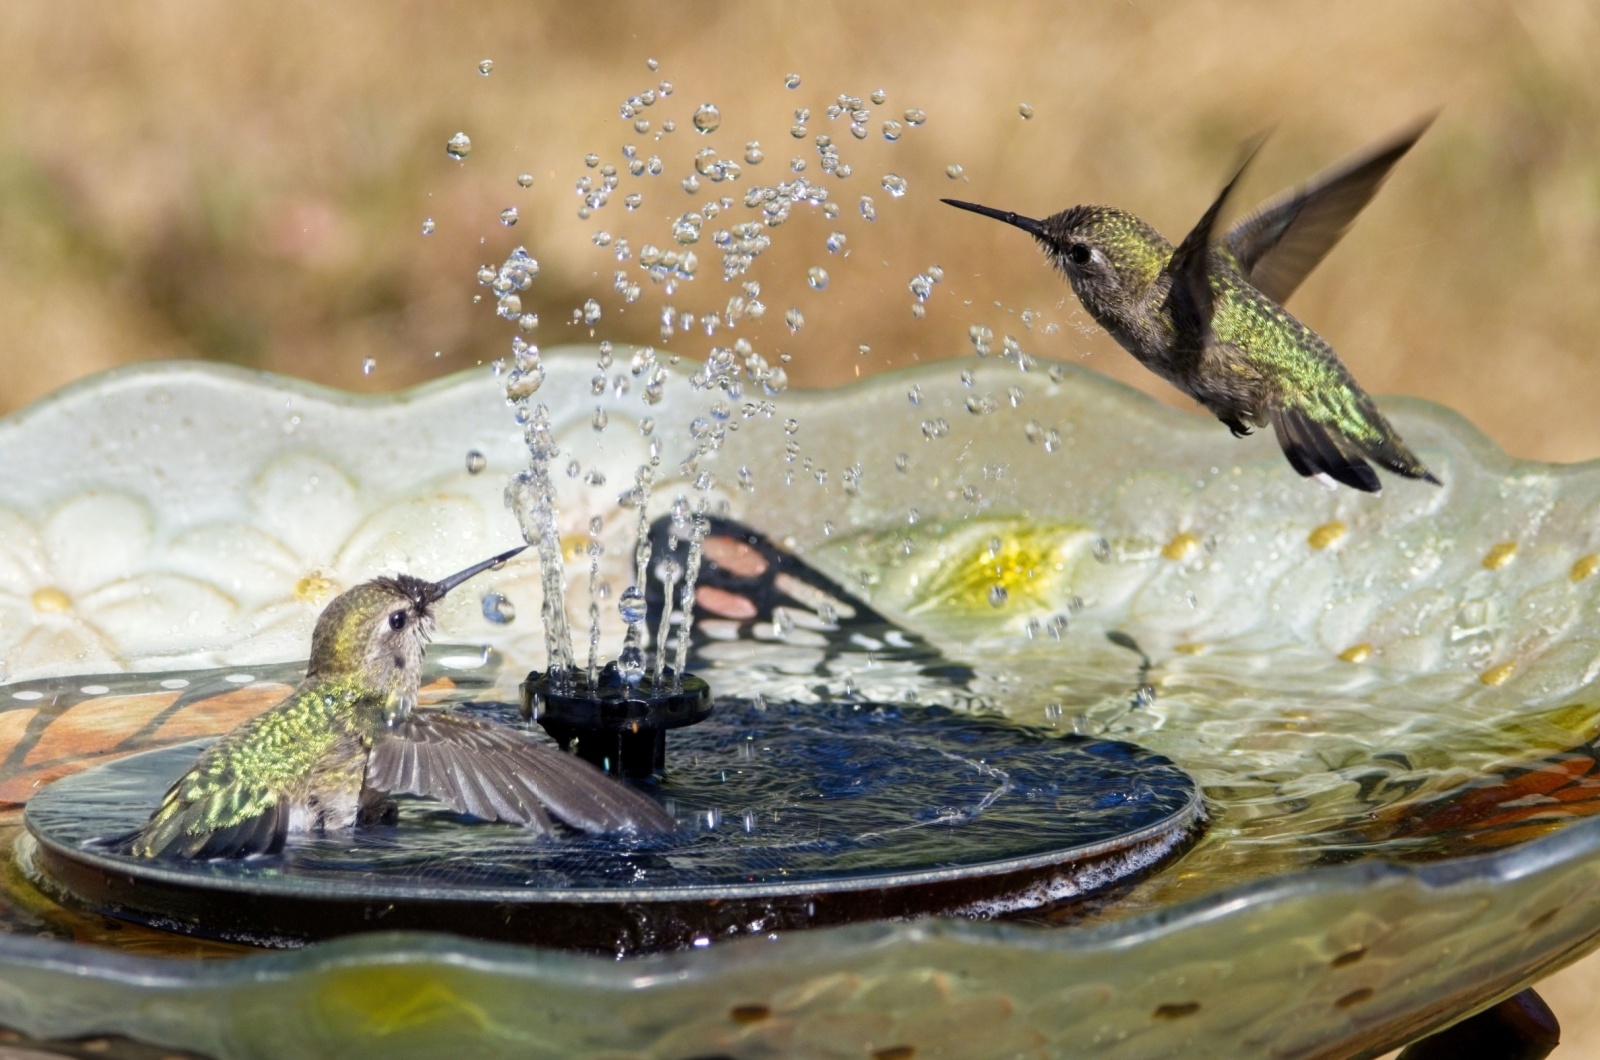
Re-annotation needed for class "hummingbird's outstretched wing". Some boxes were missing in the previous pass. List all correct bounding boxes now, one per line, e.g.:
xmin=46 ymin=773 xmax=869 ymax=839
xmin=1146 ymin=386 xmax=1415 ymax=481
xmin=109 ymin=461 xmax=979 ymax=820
xmin=1168 ymin=140 xmax=1265 ymax=331
xmin=369 ymin=711 xmax=676 ymax=835
xmin=1223 ymin=116 xmax=1434 ymax=305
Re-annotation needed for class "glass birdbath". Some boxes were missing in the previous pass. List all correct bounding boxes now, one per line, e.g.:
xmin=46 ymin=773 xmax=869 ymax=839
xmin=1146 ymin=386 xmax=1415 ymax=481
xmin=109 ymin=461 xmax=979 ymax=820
xmin=0 ymin=352 xmax=1596 ymax=1058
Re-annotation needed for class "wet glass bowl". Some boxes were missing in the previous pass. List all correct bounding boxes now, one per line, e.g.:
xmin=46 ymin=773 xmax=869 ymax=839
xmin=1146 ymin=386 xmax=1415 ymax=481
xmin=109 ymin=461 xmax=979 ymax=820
xmin=1 ymin=351 xmax=1598 ymax=1057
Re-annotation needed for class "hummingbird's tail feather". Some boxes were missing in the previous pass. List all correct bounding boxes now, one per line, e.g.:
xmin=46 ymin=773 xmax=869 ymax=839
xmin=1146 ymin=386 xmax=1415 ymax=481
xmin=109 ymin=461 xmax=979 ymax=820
xmin=370 ymin=712 xmax=676 ymax=835
xmin=1271 ymin=407 xmax=1383 ymax=493
xmin=118 ymin=796 xmax=288 ymax=860
xmin=1351 ymin=428 xmax=1443 ymax=486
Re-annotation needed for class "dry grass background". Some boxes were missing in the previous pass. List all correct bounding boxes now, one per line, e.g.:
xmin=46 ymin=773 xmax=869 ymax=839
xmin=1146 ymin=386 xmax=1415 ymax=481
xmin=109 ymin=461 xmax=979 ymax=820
xmin=3 ymin=0 xmax=1600 ymax=1052
xmin=2 ymin=2 xmax=1598 ymax=461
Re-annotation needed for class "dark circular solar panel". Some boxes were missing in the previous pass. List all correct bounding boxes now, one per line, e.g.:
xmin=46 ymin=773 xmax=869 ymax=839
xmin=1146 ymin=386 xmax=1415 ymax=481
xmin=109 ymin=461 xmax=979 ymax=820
xmin=23 ymin=699 xmax=1201 ymax=954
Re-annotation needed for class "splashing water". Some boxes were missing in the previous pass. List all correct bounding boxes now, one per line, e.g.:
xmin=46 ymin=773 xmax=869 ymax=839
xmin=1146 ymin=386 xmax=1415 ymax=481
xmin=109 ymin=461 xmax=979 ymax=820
xmin=505 ymin=405 xmax=575 ymax=680
xmin=585 ymin=515 xmax=604 ymax=685
xmin=469 ymin=71 xmax=962 ymax=692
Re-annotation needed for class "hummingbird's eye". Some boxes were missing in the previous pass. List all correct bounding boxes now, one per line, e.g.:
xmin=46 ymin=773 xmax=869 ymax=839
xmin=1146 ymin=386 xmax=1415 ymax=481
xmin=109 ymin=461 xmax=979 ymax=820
xmin=1066 ymin=244 xmax=1092 ymax=267
xmin=388 ymin=609 xmax=408 ymax=631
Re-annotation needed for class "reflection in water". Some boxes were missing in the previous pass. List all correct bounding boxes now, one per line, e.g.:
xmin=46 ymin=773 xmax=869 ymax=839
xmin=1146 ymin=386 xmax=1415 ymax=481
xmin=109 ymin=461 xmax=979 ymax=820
xmin=2 ymin=518 xmax=1599 ymax=956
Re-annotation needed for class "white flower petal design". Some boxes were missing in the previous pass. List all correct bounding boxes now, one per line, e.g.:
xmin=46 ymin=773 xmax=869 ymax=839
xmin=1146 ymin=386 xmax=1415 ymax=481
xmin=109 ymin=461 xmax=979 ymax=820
xmin=43 ymin=494 xmax=153 ymax=597
xmin=0 ymin=593 xmax=35 ymax=663
xmin=167 ymin=525 xmax=306 ymax=606
xmin=78 ymin=574 xmax=239 ymax=659
xmin=6 ymin=621 xmax=117 ymax=678
xmin=335 ymin=495 xmax=493 ymax=582
xmin=249 ymin=453 xmax=362 ymax=567
xmin=0 ymin=507 xmax=44 ymax=597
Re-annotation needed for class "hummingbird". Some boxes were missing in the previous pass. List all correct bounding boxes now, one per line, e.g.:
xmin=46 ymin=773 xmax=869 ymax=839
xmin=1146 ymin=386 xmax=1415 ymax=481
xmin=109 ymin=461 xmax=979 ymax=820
xmin=943 ymin=118 xmax=1441 ymax=493
xmin=122 ymin=545 xmax=674 ymax=859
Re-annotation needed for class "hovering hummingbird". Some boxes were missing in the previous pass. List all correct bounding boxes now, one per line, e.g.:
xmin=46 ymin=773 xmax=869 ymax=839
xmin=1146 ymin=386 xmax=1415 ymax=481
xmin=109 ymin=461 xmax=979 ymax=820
xmin=122 ymin=545 xmax=674 ymax=859
xmin=944 ymin=118 xmax=1441 ymax=493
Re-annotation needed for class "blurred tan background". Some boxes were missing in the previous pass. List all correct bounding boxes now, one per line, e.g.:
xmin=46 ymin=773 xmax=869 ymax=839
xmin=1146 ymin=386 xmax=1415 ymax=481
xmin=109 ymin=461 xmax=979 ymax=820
xmin=4 ymin=2 xmax=1600 ymax=1052
xmin=2 ymin=1 xmax=1598 ymax=463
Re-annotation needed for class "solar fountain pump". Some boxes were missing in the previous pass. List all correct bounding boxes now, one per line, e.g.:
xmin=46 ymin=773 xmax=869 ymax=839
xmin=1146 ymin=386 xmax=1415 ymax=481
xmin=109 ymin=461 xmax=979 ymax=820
xmin=521 ymin=663 xmax=713 ymax=779
xmin=515 ymin=467 xmax=716 ymax=779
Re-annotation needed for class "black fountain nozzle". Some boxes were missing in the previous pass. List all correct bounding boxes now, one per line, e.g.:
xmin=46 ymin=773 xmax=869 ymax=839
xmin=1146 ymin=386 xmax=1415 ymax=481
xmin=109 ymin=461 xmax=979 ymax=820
xmin=522 ymin=662 xmax=713 ymax=779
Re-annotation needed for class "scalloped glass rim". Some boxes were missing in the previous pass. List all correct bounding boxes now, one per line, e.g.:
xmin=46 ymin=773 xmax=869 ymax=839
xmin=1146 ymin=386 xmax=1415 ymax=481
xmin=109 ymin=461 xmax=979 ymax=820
xmin=1 ymin=354 xmax=1598 ymax=1058
xmin=2 ymin=818 xmax=1598 ymax=1057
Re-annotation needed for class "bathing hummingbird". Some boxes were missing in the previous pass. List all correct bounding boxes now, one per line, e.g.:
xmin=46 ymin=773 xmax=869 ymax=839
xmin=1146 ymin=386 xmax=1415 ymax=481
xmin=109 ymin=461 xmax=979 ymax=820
xmin=123 ymin=545 xmax=674 ymax=859
xmin=943 ymin=118 xmax=1441 ymax=493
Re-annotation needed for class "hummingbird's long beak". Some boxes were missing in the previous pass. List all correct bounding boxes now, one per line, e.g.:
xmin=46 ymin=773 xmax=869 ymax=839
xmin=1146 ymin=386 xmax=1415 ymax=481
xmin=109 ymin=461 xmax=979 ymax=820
xmin=426 ymin=544 xmax=528 ymax=602
xmin=941 ymin=198 xmax=1047 ymax=238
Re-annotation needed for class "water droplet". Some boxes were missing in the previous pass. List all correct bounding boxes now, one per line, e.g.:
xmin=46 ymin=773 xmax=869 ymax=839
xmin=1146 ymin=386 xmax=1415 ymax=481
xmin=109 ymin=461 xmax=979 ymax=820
xmin=466 ymin=449 xmax=487 ymax=474
xmin=744 ymin=141 xmax=764 ymax=165
xmin=420 ymin=217 xmax=436 ymax=236
xmin=477 ymin=59 xmax=494 ymax=76
xmin=499 ymin=207 xmax=519 ymax=227
xmin=482 ymin=591 xmax=515 ymax=623
xmin=806 ymin=266 xmax=829 ymax=291
xmin=445 ymin=132 xmax=472 ymax=160
xmin=784 ymin=307 xmax=804 ymax=333
xmin=945 ymin=164 xmax=964 ymax=180
xmin=881 ymin=173 xmax=907 ymax=198
xmin=693 ymin=103 xmax=721 ymax=134
xmin=859 ymin=195 xmax=876 ymax=221
xmin=1018 ymin=102 xmax=1035 ymax=119
xmin=517 ymin=172 xmax=534 ymax=188
xmin=988 ymin=585 xmax=1008 ymax=608
xmin=361 ymin=357 xmax=376 ymax=376
xmin=871 ymin=88 xmax=887 ymax=105
xmin=784 ymin=73 xmax=801 ymax=89
xmin=882 ymin=120 xmax=903 ymax=142
xmin=505 ymin=365 xmax=544 ymax=399
xmin=903 ymin=108 xmax=926 ymax=126
xmin=619 ymin=586 xmax=646 ymax=624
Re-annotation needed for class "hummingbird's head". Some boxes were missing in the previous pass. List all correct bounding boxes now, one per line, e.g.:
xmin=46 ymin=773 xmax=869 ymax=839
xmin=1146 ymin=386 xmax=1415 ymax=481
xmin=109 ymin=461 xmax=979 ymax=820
xmin=942 ymin=199 xmax=1170 ymax=322
xmin=305 ymin=545 xmax=527 ymax=712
